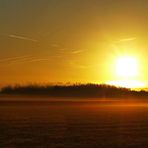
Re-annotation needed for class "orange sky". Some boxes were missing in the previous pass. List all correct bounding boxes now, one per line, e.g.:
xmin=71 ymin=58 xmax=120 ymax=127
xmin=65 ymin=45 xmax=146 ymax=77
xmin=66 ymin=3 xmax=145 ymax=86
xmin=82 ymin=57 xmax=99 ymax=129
xmin=0 ymin=0 xmax=148 ymax=88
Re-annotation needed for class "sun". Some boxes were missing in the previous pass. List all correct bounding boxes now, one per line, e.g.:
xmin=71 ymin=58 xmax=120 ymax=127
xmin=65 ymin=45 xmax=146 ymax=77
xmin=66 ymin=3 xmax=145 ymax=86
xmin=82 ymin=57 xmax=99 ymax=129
xmin=107 ymin=56 xmax=145 ymax=88
xmin=116 ymin=56 xmax=139 ymax=78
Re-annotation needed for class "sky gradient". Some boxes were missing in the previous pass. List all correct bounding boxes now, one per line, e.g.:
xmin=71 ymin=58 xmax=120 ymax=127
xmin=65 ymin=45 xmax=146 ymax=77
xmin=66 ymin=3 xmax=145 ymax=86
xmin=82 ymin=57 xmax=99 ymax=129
xmin=1 ymin=0 xmax=148 ymax=87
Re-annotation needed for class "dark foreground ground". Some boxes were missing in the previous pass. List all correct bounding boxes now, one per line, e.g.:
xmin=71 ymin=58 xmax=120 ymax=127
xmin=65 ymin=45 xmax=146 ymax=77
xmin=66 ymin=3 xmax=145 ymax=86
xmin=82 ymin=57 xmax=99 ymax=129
xmin=0 ymin=98 xmax=148 ymax=148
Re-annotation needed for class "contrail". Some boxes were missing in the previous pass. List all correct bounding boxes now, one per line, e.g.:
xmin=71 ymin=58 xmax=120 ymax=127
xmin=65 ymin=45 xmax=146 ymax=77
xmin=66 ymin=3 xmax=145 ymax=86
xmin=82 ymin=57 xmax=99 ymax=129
xmin=8 ymin=34 xmax=37 ymax=42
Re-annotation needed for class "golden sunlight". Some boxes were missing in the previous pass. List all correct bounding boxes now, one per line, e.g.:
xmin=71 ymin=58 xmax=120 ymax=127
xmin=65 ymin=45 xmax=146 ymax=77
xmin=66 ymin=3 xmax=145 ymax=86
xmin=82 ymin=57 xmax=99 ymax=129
xmin=107 ymin=55 xmax=145 ymax=89
xmin=116 ymin=56 xmax=139 ymax=78
xmin=107 ymin=80 xmax=145 ymax=89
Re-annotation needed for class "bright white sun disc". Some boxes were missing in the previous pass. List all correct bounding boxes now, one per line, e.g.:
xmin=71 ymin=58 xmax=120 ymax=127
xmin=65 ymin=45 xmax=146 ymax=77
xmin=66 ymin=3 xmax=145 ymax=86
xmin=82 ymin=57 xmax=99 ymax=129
xmin=116 ymin=56 xmax=139 ymax=78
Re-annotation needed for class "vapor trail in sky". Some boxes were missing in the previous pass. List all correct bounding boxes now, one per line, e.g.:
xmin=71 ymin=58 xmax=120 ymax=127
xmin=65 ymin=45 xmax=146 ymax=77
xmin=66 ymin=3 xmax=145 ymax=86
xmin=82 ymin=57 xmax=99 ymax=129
xmin=8 ymin=34 xmax=37 ymax=42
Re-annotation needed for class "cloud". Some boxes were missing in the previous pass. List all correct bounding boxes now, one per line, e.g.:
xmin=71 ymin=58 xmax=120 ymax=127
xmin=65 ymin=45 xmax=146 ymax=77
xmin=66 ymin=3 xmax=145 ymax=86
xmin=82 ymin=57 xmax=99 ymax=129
xmin=26 ymin=58 xmax=51 ymax=63
xmin=69 ymin=61 xmax=89 ymax=69
xmin=50 ymin=44 xmax=60 ymax=48
xmin=71 ymin=50 xmax=84 ymax=54
xmin=0 ymin=55 xmax=33 ymax=63
xmin=118 ymin=37 xmax=136 ymax=42
xmin=0 ymin=55 xmax=52 ymax=65
xmin=59 ymin=48 xmax=85 ymax=54
xmin=8 ymin=34 xmax=37 ymax=42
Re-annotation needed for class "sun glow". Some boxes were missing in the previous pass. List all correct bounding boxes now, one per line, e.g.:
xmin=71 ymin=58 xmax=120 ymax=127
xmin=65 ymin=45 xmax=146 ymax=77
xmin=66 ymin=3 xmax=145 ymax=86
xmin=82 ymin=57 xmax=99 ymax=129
xmin=108 ymin=80 xmax=145 ymax=89
xmin=107 ymin=55 xmax=145 ymax=89
xmin=116 ymin=56 xmax=139 ymax=78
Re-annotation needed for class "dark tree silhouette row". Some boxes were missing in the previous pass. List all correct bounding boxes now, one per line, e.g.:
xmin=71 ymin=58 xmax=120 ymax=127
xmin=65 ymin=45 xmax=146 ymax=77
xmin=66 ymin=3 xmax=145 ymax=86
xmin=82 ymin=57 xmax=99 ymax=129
xmin=1 ymin=84 xmax=148 ymax=98
xmin=0 ymin=84 xmax=147 ymax=98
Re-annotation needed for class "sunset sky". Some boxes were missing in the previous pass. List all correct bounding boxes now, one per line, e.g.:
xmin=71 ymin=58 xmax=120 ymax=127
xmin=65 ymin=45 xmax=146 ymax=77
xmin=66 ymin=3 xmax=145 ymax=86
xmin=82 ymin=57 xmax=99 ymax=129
xmin=1 ymin=0 xmax=148 ymax=88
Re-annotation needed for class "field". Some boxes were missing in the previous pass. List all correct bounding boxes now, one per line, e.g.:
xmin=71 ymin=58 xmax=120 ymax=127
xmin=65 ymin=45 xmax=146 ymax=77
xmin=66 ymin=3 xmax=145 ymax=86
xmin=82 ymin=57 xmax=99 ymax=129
xmin=0 ymin=98 xmax=148 ymax=147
